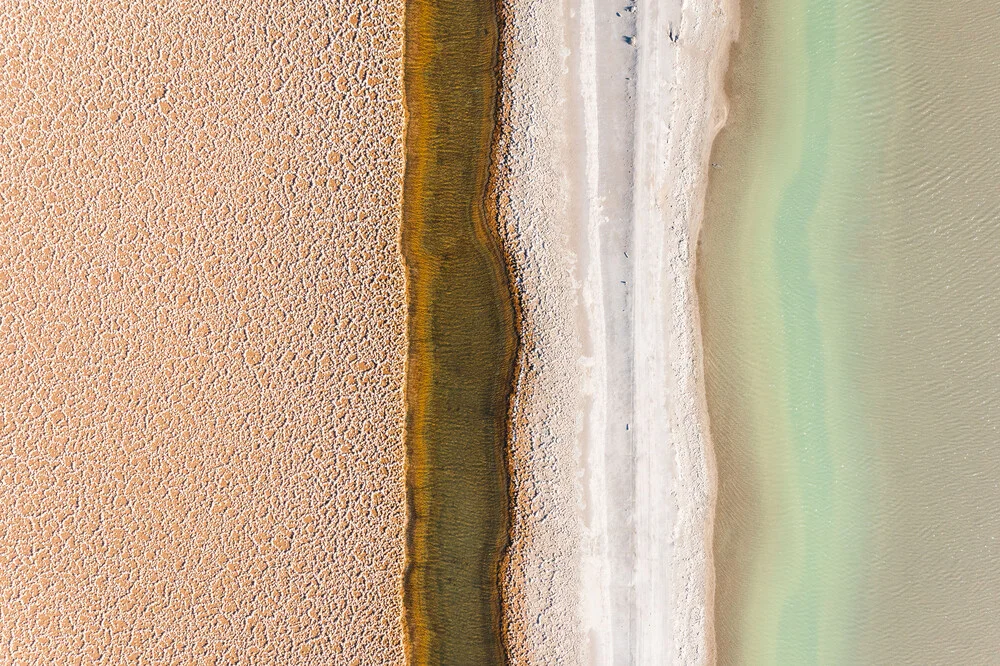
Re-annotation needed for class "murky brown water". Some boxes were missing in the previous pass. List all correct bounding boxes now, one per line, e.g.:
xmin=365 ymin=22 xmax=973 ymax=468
xmin=401 ymin=0 xmax=516 ymax=662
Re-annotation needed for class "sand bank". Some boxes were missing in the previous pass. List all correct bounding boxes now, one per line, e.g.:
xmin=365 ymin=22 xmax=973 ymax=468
xmin=0 ymin=2 xmax=407 ymax=662
xmin=496 ymin=0 xmax=736 ymax=661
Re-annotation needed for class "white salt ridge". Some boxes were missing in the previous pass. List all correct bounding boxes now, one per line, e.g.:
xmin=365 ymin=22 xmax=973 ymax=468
xmin=496 ymin=0 xmax=737 ymax=662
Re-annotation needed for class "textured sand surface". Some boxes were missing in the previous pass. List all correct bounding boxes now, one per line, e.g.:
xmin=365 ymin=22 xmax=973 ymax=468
xmin=494 ymin=0 xmax=586 ymax=661
xmin=0 ymin=2 xmax=406 ymax=663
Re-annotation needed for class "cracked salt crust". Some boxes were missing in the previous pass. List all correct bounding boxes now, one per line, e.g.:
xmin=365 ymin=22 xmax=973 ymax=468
xmin=0 ymin=1 xmax=406 ymax=663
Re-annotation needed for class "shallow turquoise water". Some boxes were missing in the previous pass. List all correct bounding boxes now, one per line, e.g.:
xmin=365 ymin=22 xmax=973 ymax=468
xmin=701 ymin=0 xmax=1000 ymax=662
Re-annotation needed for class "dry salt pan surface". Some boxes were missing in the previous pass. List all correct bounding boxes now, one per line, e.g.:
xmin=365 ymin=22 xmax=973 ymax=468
xmin=0 ymin=1 xmax=407 ymax=663
xmin=496 ymin=0 xmax=736 ymax=662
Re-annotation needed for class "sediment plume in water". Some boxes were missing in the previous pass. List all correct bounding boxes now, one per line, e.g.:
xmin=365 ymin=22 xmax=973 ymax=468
xmin=401 ymin=0 xmax=517 ymax=662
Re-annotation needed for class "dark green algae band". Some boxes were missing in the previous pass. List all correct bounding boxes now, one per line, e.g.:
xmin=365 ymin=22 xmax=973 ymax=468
xmin=401 ymin=0 xmax=517 ymax=663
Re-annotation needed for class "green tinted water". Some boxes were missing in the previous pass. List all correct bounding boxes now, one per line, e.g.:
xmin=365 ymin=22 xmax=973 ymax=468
xmin=701 ymin=0 xmax=1000 ymax=662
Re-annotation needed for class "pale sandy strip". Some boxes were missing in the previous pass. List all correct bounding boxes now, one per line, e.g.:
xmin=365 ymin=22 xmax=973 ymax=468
xmin=577 ymin=0 xmax=616 ymax=659
xmin=633 ymin=0 xmax=738 ymax=662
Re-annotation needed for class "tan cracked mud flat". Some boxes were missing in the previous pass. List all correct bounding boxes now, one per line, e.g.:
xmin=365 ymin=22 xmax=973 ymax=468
xmin=0 ymin=1 xmax=408 ymax=662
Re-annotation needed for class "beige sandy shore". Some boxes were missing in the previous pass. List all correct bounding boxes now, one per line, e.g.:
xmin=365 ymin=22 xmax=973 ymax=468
xmin=496 ymin=0 xmax=736 ymax=661
xmin=1 ymin=2 xmax=407 ymax=663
